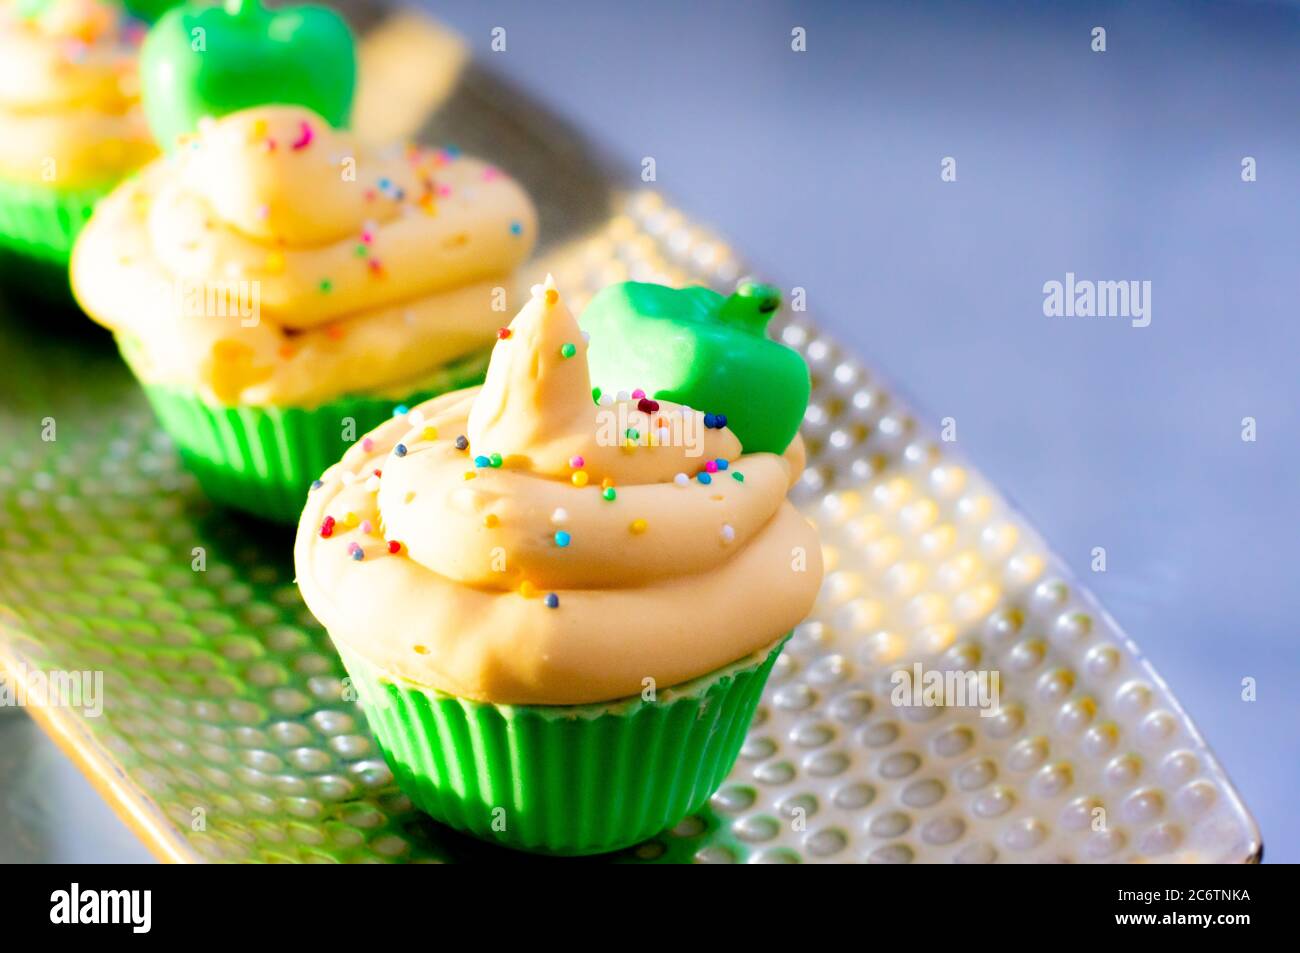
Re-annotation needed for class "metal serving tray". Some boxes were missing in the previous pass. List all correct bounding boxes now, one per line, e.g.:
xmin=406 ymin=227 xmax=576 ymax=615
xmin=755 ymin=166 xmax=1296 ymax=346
xmin=0 ymin=4 xmax=1260 ymax=863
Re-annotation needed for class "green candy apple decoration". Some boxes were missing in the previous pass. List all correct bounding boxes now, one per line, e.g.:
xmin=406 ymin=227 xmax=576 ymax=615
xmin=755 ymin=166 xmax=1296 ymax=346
xmin=141 ymin=0 xmax=356 ymax=149
xmin=580 ymin=281 xmax=811 ymax=455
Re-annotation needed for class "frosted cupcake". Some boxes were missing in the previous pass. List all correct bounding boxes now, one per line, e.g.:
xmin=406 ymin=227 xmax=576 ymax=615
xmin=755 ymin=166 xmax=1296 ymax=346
xmin=0 ymin=0 xmax=157 ymax=293
xmin=71 ymin=104 xmax=536 ymax=521
xmin=295 ymin=277 xmax=822 ymax=854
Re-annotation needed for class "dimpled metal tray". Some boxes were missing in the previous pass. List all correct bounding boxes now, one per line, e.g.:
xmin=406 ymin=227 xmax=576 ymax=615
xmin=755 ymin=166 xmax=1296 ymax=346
xmin=0 ymin=8 xmax=1261 ymax=864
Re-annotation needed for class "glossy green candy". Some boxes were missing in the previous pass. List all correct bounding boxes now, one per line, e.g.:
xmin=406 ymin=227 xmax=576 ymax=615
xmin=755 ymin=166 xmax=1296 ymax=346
xmin=141 ymin=0 xmax=356 ymax=150
xmin=581 ymin=281 xmax=811 ymax=455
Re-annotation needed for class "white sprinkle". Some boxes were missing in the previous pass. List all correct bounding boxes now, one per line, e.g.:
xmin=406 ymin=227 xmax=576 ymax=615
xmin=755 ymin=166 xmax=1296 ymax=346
xmin=551 ymin=508 xmax=568 ymax=524
xmin=598 ymin=393 xmax=614 ymax=407
xmin=581 ymin=331 xmax=591 ymax=342
xmin=408 ymin=409 xmax=425 ymax=428
xmin=365 ymin=475 xmax=382 ymax=493
xmin=616 ymin=390 xmax=630 ymax=402
xmin=673 ymin=473 xmax=689 ymax=488
xmin=720 ymin=524 xmax=736 ymax=544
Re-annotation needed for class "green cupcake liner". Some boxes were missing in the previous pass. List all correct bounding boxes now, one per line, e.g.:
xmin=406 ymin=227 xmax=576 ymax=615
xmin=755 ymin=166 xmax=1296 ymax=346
xmin=0 ymin=177 xmax=107 ymax=303
xmin=338 ymin=636 xmax=789 ymax=856
xmin=133 ymin=347 xmax=491 ymax=523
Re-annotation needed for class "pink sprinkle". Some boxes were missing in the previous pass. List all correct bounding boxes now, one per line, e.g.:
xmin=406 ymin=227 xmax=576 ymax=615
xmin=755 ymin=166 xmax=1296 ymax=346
xmin=360 ymin=520 xmax=373 ymax=534
xmin=570 ymin=455 xmax=585 ymax=469
xmin=347 ymin=541 xmax=360 ymax=555
xmin=632 ymin=389 xmax=646 ymax=400
xmin=705 ymin=460 xmax=719 ymax=474
xmin=362 ymin=438 xmax=374 ymax=451
xmin=361 ymin=230 xmax=374 ymax=244
xmin=256 ymin=205 xmax=270 ymax=220
xmin=482 ymin=167 xmax=500 ymax=181
xmin=437 ymin=184 xmax=453 ymax=197
xmin=291 ymin=120 xmax=315 ymax=151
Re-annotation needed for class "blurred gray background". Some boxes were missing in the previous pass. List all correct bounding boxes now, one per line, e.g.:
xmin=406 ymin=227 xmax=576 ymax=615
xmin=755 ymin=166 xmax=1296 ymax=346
xmin=6 ymin=0 xmax=1294 ymax=863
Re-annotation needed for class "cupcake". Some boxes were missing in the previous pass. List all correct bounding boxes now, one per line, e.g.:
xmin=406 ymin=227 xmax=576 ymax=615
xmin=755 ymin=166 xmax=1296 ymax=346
xmin=0 ymin=0 xmax=158 ymax=295
xmin=294 ymin=277 xmax=823 ymax=854
xmin=71 ymin=1 xmax=537 ymax=522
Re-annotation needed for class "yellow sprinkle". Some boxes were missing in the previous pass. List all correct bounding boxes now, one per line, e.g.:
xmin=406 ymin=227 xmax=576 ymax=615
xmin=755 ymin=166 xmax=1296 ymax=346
xmin=251 ymin=118 xmax=269 ymax=140
xmin=404 ymin=491 xmax=416 ymax=504
xmin=422 ymin=426 xmax=438 ymax=441
xmin=601 ymin=476 xmax=614 ymax=489
xmin=484 ymin=513 xmax=499 ymax=528
xmin=519 ymin=580 xmax=536 ymax=599
xmin=464 ymin=471 xmax=476 ymax=480
xmin=545 ymin=288 xmax=559 ymax=305
xmin=630 ymin=519 xmax=648 ymax=534
xmin=571 ymin=471 xmax=589 ymax=487
xmin=264 ymin=251 xmax=285 ymax=275
xmin=343 ymin=512 xmax=359 ymax=528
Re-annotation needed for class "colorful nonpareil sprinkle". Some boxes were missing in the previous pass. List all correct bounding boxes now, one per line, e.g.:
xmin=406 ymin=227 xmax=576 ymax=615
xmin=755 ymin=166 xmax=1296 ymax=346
xmin=311 ymin=479 xmax=323 ymax=490
xmin=630 ymin=519 xmax=648 ymax=534
xmin=519 ymin=580 xmax=536 ymax=598
xmin=484 ymin=514 xmax=499 ymax=528
xmin=569 ymin=455 xmax=585 ymax=469
xmin=455 ymin=435 xmax=469 ymax=451
xmin=673 ymin=473 xmax=689 ymax=487
xmin=394 ymin=443 xmax=408 ymax=457
xmin=732 ymin=471 xmax=745 ymax=482
xmin=510 ymin=221 xmax=523 ymax=236
xmin=362 ymin=438 xmax=374 ymax=452
xmin=422 ymin=426 xmax=438 ymax=441
xmin=554 ymin=531 xmax=571 ymax=547
xmin=393 ymin=404 xmax=409 ymax=417
xmin=716 ymin=458 xmax=729 ymax=470
xmin=291 ymin=120 xmax=315 ymax=151
xmin=497 ymin=327 xmax=512 ymax=339
xmin=319 ymin=515 xmax=335 ymax=537
xmin=697 ymin=472 xmax=713 ymax=485
xmin=571 ymin=472 xmax=589 ymax=487
xmin=720 ymin=524 xmax=736 ymax=544
xmin=544 ymin=593 xmax=560 ymax=608
xmin=551 ymin=508 xmax=568 ymax=524
xmin=388 ymin=540 xmax=402 ymax=554
xmin=637 ymin=398 xmax=659 ymax=414
xmin=489 ymin=453 xmax=503 ymax=468
xmin=474 ymin=455 xmax=490 ymax=467
xmin=705 ymin=460 xmax=718 ymax=474
xmin=560 ymin=343 xmax=576 ymax=358
xmin=602 ymin=487 xmax=616 ymax=501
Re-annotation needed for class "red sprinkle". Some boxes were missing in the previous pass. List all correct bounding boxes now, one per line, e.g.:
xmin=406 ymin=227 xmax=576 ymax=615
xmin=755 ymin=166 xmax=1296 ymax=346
xmin=374 ymin=469 xmax=383 ymax=478
xmin=637 ymin=398 xmax=660 ymax=414
xmin=497 ymin=327 xmax=512 ymax=339
xmin=320 ymin=516 xmax=335 ymax=538
xmin=388 ymin=540 xmax=402 ymax=554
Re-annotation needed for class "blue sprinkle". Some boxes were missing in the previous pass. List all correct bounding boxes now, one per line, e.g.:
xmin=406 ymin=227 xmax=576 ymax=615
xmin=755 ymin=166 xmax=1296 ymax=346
xmin=554 ymin=531 xmax=571 ymax=548
xmin=544 ymin=593 xmax=559 ymax=608
xmin=351 ymin=549 xmax=365 ymax=561
xmin=393 ymin=404 xmax=409 ymax=417
xmin=378 ymin=177 xmax=392 ymax=190
xmin=703 ymin=413 xmax=717 ymax=429
xmin=445 ymin=144 xmax=462 ymax=157
xmin=716 ymin=458 xmax=729 ymax=470
xmin=395 ymin=443 xmax=408 ymax=457
xmin=474 ymin=455 xmax=491 ymax=467
xmin=697 ymin=472 xmax=713 ymax=485
xmin=716 ymin=413 xmax=728 ymax=428
xmin=509 ymin=220 xmax=522 ymax=236
xmin=310 ymin=479 xmax=323 ymax=490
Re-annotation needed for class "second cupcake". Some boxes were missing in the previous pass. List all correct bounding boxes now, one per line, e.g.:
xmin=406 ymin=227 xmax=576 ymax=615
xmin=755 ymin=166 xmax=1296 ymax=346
xmin=71 ymin=4 xmax=537 ymax=521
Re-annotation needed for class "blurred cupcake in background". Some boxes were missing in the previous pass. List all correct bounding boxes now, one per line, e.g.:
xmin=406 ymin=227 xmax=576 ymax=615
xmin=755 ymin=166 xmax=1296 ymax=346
xmin=295 ymin=278 xmax=822 ymax=854
xmin=0 ymin=0 xmax=162 ymax=298
xmin=71 ymin=0 xmax=537 ymax=522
